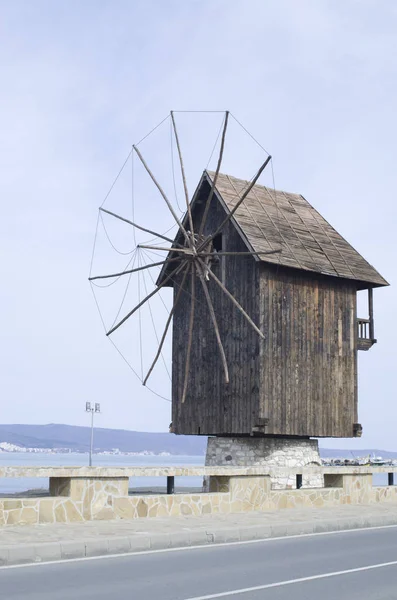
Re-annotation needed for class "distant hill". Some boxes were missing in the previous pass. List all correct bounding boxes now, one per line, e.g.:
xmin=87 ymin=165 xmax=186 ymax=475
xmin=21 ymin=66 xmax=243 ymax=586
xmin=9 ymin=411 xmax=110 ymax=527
xmin=0 ymin=424 xmax=394 ymax=459
xmin=0 ymin=424 xmax=207 ymax=455
xmin=319 ymin=448 xmax=397 ymax=459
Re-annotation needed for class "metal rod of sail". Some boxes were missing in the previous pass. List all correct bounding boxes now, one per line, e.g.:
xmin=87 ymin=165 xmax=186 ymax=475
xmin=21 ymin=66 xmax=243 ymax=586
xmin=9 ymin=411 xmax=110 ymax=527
xmin=195 ymin=262 xmax=229 ymax=384
xmin=199 ymin=111 xmax=229 ymax=236
xmin=143 ymin=264 xmax=190 ymax=386
xmin=170 ymin=111 xmax=194 ymax=236
xmin=181 ymin=263 xmax=196 ymax=403
xmin=89 ymin=257 xmax=180 ymax=281
xmin=133 ymin=145 xmax=191 ymax=247
xmin=106 ymin=261 xmax=185 ymax=337
xmin=199 ymin=155 xmax=272 ymax=251
xmin=99 ymin=207 xmax=183 ymax=247
xmin=198 ymin=257 xmax=265 ymax=340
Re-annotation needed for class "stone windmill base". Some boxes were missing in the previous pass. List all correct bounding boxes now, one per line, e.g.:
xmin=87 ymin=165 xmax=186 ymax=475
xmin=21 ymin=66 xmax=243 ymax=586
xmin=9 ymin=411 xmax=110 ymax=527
xmin=205 ymin=437 xmax=323 ymax=489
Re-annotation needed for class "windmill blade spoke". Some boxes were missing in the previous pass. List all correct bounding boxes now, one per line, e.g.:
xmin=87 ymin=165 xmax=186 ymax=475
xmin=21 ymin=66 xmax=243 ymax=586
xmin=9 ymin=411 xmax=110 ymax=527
xmin=198 ymin=154 xmax=272 ymax=251
xmin=143 ymin=264 xmax=190 ymax=386
xmin=106 ymin=261 xmax=185 ymax=337
xmin=88 ymin=257 xmax=181 ymax=282
xmin=198 ymin=258 xmax=265 ymax=340
xmin=170 ymin=111 xmax=194 ymax=235
xmin=195 ymin=263 xmax=229 ymax=384
xmin=99 ymin=207 xmax=183 ymax=248
xmin=133 ymin=145 xmax=191 ymax=246
xmin=181 ymin=263 xmax=196 ymax=404
xmin=199 ymin=111 xmax=229 ymax=236
xmin=138 ymin=244 xmax=193 ymax=254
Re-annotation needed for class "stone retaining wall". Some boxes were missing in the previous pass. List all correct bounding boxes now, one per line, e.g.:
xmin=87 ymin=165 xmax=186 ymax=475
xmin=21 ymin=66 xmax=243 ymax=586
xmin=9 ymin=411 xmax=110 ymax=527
xmin=1 ymin=468 xmax=397 ymax=526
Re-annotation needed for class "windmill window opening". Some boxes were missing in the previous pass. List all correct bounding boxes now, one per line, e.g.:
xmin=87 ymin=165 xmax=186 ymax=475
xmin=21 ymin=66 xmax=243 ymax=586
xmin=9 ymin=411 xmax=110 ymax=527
xmin=212 ymin=233 xmax=225 ymax=284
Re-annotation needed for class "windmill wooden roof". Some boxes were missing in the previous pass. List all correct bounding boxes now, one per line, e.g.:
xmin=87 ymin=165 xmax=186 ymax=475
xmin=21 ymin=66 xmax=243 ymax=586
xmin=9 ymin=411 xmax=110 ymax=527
xmin=206 ymin=170 xmax=388 ymax=287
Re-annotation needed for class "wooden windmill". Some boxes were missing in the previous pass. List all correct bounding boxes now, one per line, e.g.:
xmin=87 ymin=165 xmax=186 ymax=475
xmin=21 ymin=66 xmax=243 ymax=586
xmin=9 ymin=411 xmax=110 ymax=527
xmin=90 ymin=111 xmax=388 ymax=440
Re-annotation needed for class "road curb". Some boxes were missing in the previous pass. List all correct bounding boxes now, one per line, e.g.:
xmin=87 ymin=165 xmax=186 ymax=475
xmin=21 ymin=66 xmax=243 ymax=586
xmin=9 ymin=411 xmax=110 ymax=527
xmin=1 ymin=514 xmax=397 ymax=567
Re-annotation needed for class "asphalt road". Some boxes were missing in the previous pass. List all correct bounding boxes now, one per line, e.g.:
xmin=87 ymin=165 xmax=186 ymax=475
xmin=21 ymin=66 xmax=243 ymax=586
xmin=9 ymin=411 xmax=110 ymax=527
xmin=2 ymin=527 xmax=397 ymax=599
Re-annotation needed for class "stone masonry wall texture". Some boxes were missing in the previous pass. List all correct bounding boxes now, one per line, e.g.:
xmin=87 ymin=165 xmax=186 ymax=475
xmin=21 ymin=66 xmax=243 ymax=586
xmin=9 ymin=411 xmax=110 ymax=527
xmin=205 ymin=437 xmax=324 ymax=488
xmin=1 ymin=472 xmax=397 ymax=526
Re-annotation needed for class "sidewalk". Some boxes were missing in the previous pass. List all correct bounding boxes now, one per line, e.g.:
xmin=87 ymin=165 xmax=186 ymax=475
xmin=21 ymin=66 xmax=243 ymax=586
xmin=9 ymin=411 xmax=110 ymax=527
xmin=0 ymin=503 xmax=396 ymax=567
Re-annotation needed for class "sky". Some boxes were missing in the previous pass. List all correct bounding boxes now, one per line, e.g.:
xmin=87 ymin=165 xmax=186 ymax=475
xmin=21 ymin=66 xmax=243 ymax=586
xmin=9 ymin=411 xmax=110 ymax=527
xmin=0 ymin=0 xmax=396 ymax=450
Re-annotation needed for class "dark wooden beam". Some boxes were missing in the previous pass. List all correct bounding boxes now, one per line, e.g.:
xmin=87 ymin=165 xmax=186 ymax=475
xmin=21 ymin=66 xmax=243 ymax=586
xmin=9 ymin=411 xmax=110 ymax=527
xmin=106 ymin=261 xmax=185 ymax=336
xmin=368 ymin=287 xmax=374 ymax=340
xmin=99 ymin=207 xmax=182 ymax=247
xmin=170 ymin=111 xmax=194 ymax=236
xmin=199 ymin=111 xmax=229 ymax=236
xmin=133 ymin=145 xmax=191 ymax=246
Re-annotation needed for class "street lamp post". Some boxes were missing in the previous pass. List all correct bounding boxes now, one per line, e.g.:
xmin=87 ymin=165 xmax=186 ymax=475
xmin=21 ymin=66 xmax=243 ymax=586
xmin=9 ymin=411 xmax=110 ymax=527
xmin=85 ymin=402 xmax=101 ymax=467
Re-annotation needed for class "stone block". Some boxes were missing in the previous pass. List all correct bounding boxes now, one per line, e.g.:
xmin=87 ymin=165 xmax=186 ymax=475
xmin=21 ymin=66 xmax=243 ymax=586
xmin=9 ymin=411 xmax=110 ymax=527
xmin=5 ymin=509 xmax=23 ymax=525
xmin=54 ymin=502 xmax=67 ymax=522
xmin=107 ymin=537 xmax=131 ymax=554
xmin=180 ymin=503 xmax=193 ymax=516
xmin=38 ymin=499 xmax=56 ymax=523
xmin=18 ymin=508 xmax=38 ymax=525
xmin=202 ymin=502 xmax=212 ymax=514
xmin=35 ymin=542 xmax=62 ymax=563
xmin=149 ymin=533 xmax=171 ymax=550
xmin=211 ymin=528 xmax=240 ymax=543
xmin=94 ymin=507 xmax=115 ymax=521
xmin=114 ymin=497 xmax=135 ymax=519
xmin=8 ymin=545 xmax=37 ymax=565
xmin=60 ymin=541 xmax=85 ymax=559
xmin=0 ymin=549 xmax=9 ymax=566
xmin=3 ymin=500 xmax=22 ymax=510
xmin=128 ymin=535 xmax=151 ymax=553
xmin=188 ymin=530 xmax=211 ymax=547
xmin=85 ymin=539 xmax=109 ymax=557
xmin=168 ymin=532 xmax=192 ymax=549
xmin=63 ymin=500 xmax=83 ymax=522
xmin=69 ymin=478 xmax=88 ymax=501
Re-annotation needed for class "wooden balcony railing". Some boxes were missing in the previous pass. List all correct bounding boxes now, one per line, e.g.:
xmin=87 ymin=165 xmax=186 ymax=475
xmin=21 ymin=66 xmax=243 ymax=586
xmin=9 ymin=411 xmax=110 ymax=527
xmin=358 ymin=318 xmax=370 ymax=340
xmin=357 ymin=317 xmax=376 ymax=351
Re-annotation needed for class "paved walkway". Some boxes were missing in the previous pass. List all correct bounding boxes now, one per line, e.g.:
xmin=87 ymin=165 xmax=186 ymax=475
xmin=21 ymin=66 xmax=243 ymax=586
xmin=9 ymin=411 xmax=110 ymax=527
xmin=0 ymin=503 xmax=397 ymax=566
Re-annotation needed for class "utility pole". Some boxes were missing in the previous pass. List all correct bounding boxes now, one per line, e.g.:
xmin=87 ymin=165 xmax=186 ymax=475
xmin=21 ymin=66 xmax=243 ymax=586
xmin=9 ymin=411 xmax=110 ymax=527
xmin=85 ymin=402 xmax=101 ymax=467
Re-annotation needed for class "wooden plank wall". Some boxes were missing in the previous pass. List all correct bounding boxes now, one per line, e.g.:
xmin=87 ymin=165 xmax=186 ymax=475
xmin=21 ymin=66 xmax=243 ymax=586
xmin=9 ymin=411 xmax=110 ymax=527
xmin=172 ymin=182 xmax=261 ymax=435
xmin=172 ymin=181 xmax=358 ymax=438
xmin=259 ymin=266 xmax=357 ymax=437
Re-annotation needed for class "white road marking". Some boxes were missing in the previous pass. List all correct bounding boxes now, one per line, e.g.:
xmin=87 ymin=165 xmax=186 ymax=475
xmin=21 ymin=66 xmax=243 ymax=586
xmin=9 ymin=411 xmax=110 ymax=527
xmin=0 ymin=522 xmax=396 ymax=571
xmin=182 ymin=559 xmax=397 ymax=599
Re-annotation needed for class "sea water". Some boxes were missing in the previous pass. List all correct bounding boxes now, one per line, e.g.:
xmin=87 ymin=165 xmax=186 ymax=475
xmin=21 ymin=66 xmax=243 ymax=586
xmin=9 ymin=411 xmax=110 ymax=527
xmin=0 ymin=453 xmax=205 ymax=495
